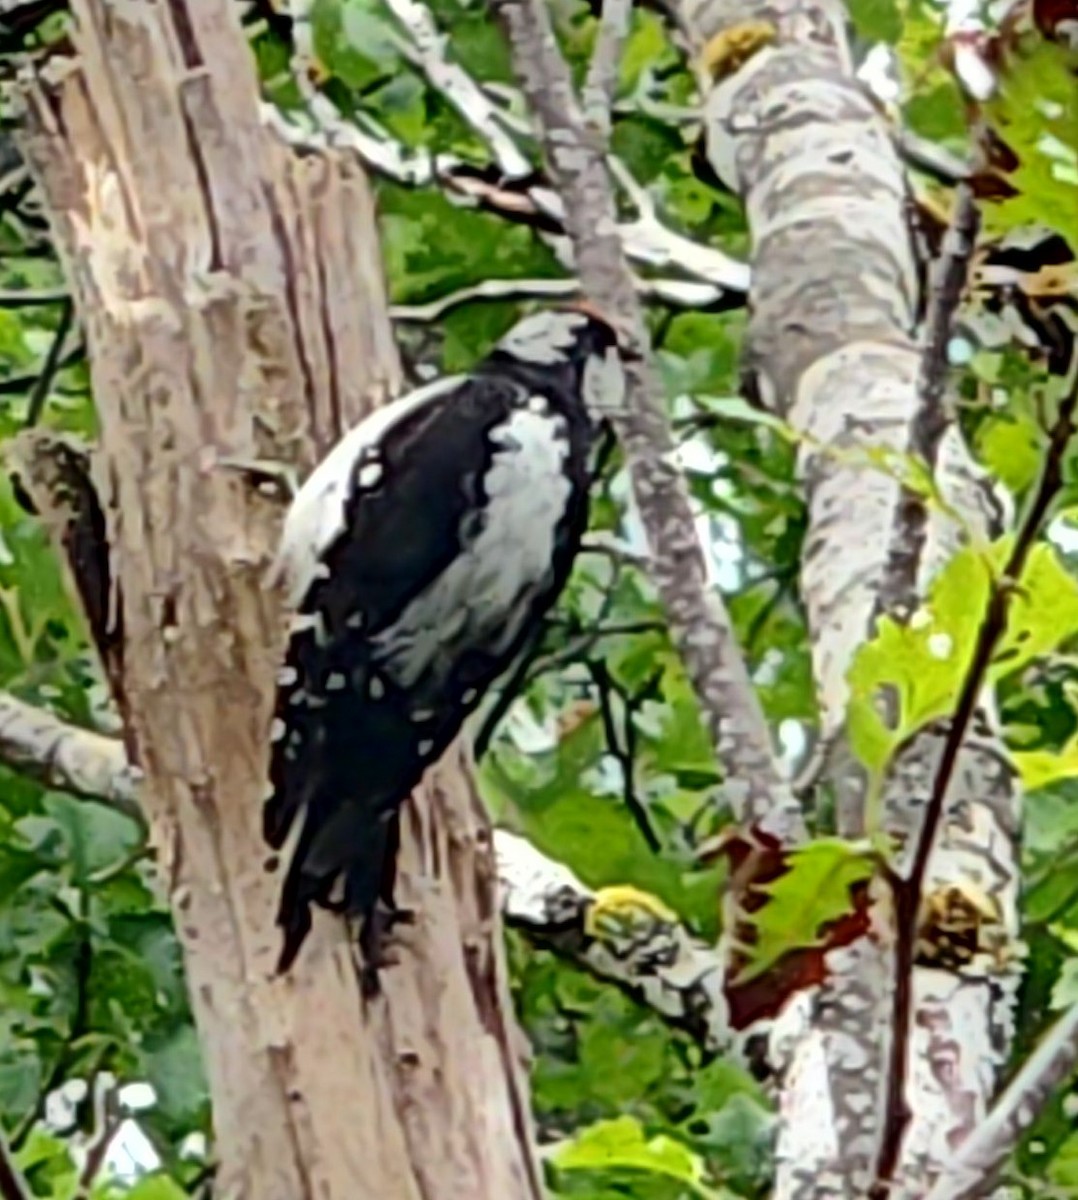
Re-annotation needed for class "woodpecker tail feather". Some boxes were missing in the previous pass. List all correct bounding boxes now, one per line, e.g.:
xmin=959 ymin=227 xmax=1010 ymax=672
xmin=271 ymin=799 xmax=403 ymax=979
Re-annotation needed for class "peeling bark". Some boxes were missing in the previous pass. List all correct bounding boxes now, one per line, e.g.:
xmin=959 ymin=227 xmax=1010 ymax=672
xmin=9 ymin=3 xmax=541 ymax=1197
xmin=680 ymin=1 xmax=1021 ymax=1195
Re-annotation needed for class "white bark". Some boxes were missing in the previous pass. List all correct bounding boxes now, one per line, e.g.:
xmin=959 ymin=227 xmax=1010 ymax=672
xmin=681 ymin=1 xmax=1020 ymax=1195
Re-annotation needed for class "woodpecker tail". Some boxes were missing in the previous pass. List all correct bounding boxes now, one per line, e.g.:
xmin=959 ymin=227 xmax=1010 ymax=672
xmin=270 ymin=798 xmax=403 ymax=977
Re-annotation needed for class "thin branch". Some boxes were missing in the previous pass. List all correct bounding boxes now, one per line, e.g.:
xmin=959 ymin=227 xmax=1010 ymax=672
xmin=0 ymin=329 xmax=83 ymax=396
xmin=25 ymin=294 xmax=75 ymax=427
xmin=0 ymin=691 xmax=144 ymax=825
xmin=873 ymin=363 xmax=1078 ymax=1193
xmin=10 ymin=888 xmax=94 ymax=1153
xmin=877 ymin=182 xmax=981 ymax=620
xmin=493 ymin=0 xmax=802 ymax=842
xmin=389 ymin=273 xmax=729 ymax=323
xmin=922 ymin=1003 xmax=1078 ymax=1200
xmin=589 ymin=659 xmax=662 ymax=853
xmin=893 ymin=128 xmax=970 ymax=185
xmin=383 ymin=0 xmax=532 ymax=178
xmin=0 ymin=688 xmax=739 ymax=1049
xmin=582 ymin=0 xmax=634 ymax=133
xmin=260 ymin=101 xmax=749 ymax=297
xmin=0 ymin=286 xmax=68 ymax=306
xmin=913 ymin=183 xmax=981 ymax=465
xmin=495 ymin=829 xmax=736 ymax=1054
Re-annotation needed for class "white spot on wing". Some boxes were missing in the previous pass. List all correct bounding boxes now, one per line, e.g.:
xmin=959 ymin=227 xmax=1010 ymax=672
xmin=277 ymin=665 xmax=298 ymax=686
xmin=270 ymin=718 xmax=286 ymax=742
xmin=326 ymin=672 xmax=346 ymax=690
xmin=369 ymin=674 xmax=385 ymax=700
xmin=356 ymin=459 xmax=383 ymax=490
xmin=418 ymin=739 xmax=433 ymax=756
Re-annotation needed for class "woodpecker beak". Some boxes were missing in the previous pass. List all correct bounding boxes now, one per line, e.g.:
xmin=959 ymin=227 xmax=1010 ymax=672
xmin=564 ymin=297 xmax=613 ymax=324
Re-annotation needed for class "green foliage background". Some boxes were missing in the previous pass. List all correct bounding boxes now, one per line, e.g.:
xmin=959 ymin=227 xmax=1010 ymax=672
xmin=0 ymin=0 xmax=1076 ymax=1196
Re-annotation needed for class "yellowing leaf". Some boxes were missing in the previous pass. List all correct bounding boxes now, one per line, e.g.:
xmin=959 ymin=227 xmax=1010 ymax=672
xmin=977 ymin=414 xmax=1044 ymax=495
xmin=1012 ymin=737 xmax=1078 ymax=793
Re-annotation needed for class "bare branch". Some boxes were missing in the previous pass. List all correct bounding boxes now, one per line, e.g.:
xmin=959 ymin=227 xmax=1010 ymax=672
xmin=582 ymin=0 xmax=634 ymax=133
xmin=25 ymin=294 xmax=75 ymax=426
xmin=389 ymin=273 xmax=732 ymax=323
xmin=0 ymin=691 xmax=143 ymax=825
xmin=384 ymin=0 xmax=532 ymax=177
xmin=0 ymin=687 xmax=738 ymax=1050
xmin=493 ymin=0 xmax=802 ymax=843
xmin=262 ymin=102 xmax=750 ymax=297
xmin=922 ymin=1003 xmax=1078 ymax=1200
xmin=877 ymin=182 xmax=982 ymax=619
xmin=496 ymin=831 xmax=737 ymax=1054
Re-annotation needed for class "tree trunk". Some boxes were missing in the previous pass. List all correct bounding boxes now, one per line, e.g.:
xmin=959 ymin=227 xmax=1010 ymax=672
xmin=13 ymin=3 xmax=542 ymax=1198
xmin=682 ymin=1 xmax=1019 ymax=1195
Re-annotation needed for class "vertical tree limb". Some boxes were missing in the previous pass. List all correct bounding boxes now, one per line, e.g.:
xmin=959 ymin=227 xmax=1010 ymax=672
xmin=9 ymin=3 xmax=541 ymax=1197
xmin=681 ymin=0 xmax=1019 ymax=1194
xmin=494 ymin=0 xmax=804 ymax=846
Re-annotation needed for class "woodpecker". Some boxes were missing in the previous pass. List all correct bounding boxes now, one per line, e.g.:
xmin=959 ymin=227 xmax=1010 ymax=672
xmin=263 ymin=304 xmax=627 ymax=979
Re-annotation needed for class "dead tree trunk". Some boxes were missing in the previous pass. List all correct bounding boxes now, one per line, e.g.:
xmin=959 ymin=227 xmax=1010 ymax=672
xmin=11 ymin=3 xmax=541 ymax=1198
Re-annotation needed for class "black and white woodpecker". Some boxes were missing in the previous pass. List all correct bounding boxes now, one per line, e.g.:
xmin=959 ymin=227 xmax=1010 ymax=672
xmin=263 ymin=304 xmax=629 ymax=979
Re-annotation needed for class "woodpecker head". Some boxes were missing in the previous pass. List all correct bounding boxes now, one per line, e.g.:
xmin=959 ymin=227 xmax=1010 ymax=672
xmin=487 ymin=302 xmax=631 ymax=420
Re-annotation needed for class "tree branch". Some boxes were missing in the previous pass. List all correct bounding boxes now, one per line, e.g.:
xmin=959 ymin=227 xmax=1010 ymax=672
xmin=383 ymin=0 xmax=532 ymax=177
xmin=0 ymin=687 xmax=738 ymax=1052
xmin=496 ymin=830 xmax=737 ymax=1054
xmin=922 ymin=1003 xmax=1078 ymax=1200
xmin=582 ymin=0 xmax=634 ymax=132
xmin=493 ymin=0 xmax=802 ymax=843
xmin=388 ymin=273 xmax=729 ymax=322
xmin=0 ymin=691 xmax=143 ymax=825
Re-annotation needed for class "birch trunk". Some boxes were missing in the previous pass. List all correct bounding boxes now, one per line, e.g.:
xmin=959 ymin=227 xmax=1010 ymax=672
xmin=680 ymin=1 xmax=1020 ymax=1195
xmin=9 ymin=3 xmax=541 ymax=1198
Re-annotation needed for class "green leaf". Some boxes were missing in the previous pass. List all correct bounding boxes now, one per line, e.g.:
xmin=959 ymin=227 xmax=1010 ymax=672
xmin=737 ymin=838 xmax=877 ymax=983
xmin=312 ymin=0 xmax=404 ymax=85
xmin=1050 ymin=959 xmax=1078 ymax=1010
xmin=141 ymin=1024 xmax=209 ymax=1131
xmin=847 ymin=545 xmax=990 ymax=775
xmin=550 ymin=1115 xmax=728 ymax=1198
xmin=991 ymin=542 xmax=1078 ymax=682
xmin=115 ymin=1176 xmax=190 ymax=1200
xmin=1013 ymin=736 xmax=1078 ymax=793
xmin=41 ymin=793 xmax=141 ymax=887
xmin=15 ymin=1128 xmax=79 ymax=1200
xmin=982 ymin=35 xmax=1078 ymax=250
xmin=846 ymin=0 xmax=903 ymax=44
xmin=976 ymin=414 xmax=1044 ymax=495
